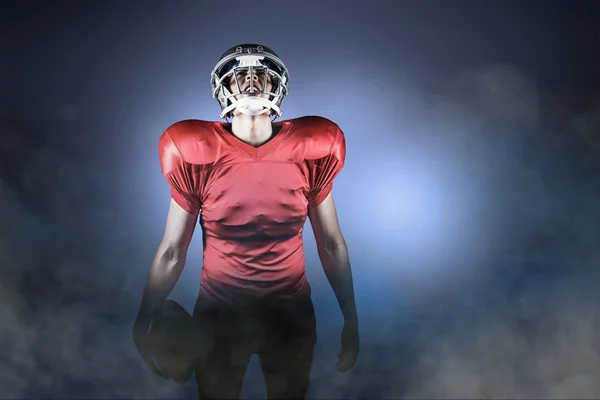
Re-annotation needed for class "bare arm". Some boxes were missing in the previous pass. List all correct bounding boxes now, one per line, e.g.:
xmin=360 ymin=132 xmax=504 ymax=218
xmin=308 ymin=193 xmax=358 ymax=324
xmin=135 ymin=199 xmax=198 ymax=324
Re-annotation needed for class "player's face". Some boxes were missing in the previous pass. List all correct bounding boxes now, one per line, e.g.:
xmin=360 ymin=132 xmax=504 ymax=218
xmin=228 ymin=68 xmax=273 ymax=100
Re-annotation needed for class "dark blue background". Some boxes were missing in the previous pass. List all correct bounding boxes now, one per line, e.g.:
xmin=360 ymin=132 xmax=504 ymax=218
xmin=2 ymin=1 xmax=600 ymax=398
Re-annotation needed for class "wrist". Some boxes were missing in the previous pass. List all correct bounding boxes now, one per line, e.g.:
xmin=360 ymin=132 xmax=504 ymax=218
xmin=343 ymin=312 xmax=358 ymax=326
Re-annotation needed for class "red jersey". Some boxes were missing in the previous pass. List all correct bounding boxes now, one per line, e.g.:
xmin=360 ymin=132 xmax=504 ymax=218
xmin=158 ymin=116 xmax=346 ymax=305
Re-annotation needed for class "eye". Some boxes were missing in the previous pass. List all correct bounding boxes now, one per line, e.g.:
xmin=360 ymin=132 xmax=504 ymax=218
xmin=228 ymin=71 xmax=245 ymax=85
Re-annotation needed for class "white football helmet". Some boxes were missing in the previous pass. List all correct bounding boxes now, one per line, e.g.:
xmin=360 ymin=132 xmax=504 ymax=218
xmin=210 ymin=44 xmax=289 ymax=119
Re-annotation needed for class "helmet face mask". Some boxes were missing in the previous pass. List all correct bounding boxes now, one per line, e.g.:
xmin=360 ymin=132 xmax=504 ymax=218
xmin=211 ymin=44 xmax=289 ymax=119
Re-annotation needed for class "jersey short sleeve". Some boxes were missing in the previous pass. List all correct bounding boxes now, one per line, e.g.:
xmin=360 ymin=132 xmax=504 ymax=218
xmin=306 ymin=126 xmax=346 ymax=209
xmin=158 ymin=130 xmax=201 ymax=215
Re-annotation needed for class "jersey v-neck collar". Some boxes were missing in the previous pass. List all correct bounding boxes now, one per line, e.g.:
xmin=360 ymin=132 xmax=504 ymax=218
xmin=215 ymin=120 xmax=292 ymax=159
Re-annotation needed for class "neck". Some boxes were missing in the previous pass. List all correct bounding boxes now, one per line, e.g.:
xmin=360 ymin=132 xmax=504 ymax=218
xmin=230 ymin=112 xmax=274 ymax=147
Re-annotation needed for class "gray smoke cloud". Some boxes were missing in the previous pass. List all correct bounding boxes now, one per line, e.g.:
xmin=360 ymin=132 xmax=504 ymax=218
xmin=0 ymin=99 xmax=188 ymax=398
xmin=390 ymin=65 xmax=600 ymax=399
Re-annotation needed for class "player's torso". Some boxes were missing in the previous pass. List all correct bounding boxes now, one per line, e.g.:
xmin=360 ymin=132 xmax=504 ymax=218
xmin=202 ymin=122 xmax=308 ymax=241
xmin=166 ymin=116 xmax=339 ymax=301
xmin=171 ymin=117 xmax=336 ymax=240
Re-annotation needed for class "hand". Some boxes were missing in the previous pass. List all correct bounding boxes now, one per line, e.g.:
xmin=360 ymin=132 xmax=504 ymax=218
xmin=337 ymin=319 xmax=359 ymax=372
xmin=132 ymin=313 xmax=167 ymax=379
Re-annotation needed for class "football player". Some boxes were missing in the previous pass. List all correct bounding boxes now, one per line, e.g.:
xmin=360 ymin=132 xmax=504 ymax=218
xmin=133 ymin=44 xmax=359 ymax=399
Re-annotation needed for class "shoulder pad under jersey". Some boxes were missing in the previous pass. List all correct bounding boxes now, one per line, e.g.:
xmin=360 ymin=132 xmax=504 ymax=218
xmin=290 ymin=116 xmax=344 ymax=161
xmin=161 ymin=119 xmax=221 ymax=165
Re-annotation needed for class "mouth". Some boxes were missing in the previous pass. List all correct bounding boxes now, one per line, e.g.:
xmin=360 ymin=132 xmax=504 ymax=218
xmin=242 ymin=83 xmax=261 ymax=91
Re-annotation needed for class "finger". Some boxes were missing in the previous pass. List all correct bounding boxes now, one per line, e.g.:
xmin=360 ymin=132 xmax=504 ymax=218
xmin=135 ymin=339 xmax=167 ymax=378
xmin=337 ymin=359 xmax=352 ymax=372
xmin=141 ymin=354 xmax=168 ymax=379
xmin=143 ymin=357 xmax=165 ymax=377
xmin=337 ymin=351 xmax=357 ymax=372
xmin=339 ymin=360 xmax=355 ymax=372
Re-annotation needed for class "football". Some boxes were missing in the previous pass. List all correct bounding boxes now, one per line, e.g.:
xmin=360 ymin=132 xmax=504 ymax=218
xmin=149 ymin=299 xmax=197 ymax=384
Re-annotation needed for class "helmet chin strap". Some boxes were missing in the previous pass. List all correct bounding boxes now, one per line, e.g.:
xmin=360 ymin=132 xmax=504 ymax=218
xmin=220 ymin=96 xmax=281 ymax=119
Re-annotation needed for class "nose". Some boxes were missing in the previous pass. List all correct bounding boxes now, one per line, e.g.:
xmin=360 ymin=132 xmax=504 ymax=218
xmin=244 ymin=71 xmax=262 ymax=91
xmin=245 ymin=72 xmax=259 ymax=82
